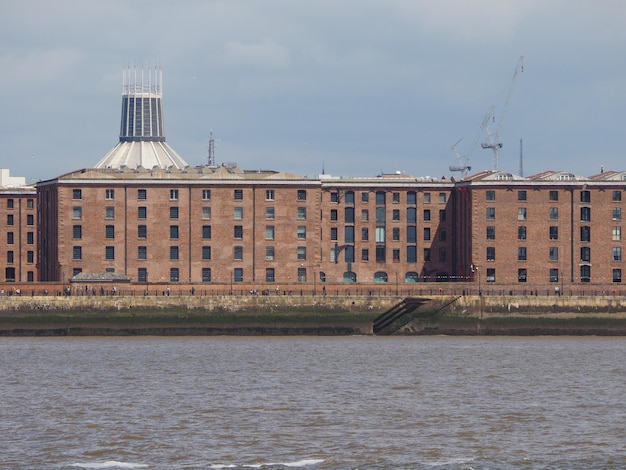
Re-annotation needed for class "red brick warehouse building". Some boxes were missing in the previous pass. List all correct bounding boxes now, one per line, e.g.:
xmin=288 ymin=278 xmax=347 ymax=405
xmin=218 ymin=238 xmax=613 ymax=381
xmin=2 ymin=68 xmax=624 ymax=290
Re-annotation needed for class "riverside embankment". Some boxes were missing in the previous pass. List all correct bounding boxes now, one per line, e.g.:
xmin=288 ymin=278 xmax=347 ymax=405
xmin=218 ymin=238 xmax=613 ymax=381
xmin=2 ymin=292 xmax=626 ymax=336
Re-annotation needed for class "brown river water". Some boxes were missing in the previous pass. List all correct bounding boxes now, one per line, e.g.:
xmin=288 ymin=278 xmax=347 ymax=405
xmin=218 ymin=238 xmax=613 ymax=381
xmin=1 ymin=336 xmax=625 ymax=469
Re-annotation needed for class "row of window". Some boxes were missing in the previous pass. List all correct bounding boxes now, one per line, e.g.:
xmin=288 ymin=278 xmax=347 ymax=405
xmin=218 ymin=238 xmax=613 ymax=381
xmin=4 ymin=199 xmax=35 ymax=209
xmin=329 ymin=225 xmax=446 ymax=243
xmin=485 ymin=246 xmax=624 ymax=262
xmin=486 ymin=267 xmax=623 ymax=283
xmin=4 ymin=232 xmax=35 ymax=244
xmin=72 ymin=188 xmax=309 ymax=202
xmin=5 ymin=214 xmax=35 ymax=226
xmin=329 ymin=190 xmax=447 ymax=205
xmin=486 ymin=225 xmax=622 ymax=242
xmin=5 ymin=250 xmax=35 ymax=264
xmin=485 ymin=189 xmax=623 ymax=203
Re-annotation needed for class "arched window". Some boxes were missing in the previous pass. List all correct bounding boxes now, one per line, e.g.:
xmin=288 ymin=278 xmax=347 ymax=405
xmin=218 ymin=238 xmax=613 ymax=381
xmin=405 ymin=271 xmax=419 ymax=283
xmin=343 ymin=271 xmax=357 ymax=283
xmin=319 ymin=271 xmax=326 ymax=283
xmin=374 ymin=271 xmax=388 ymax=283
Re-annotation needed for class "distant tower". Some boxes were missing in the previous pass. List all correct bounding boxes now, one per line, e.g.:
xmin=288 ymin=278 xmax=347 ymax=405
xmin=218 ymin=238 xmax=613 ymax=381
xmin=207 ymin=131 xmax=217 ymax=168
xmin=95 ymin=66 xmax=189 ymax=170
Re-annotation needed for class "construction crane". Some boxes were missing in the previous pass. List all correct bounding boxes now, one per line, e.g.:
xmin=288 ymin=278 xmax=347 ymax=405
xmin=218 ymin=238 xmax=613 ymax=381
xmin=449 ymin=109 xmax=493 ymax=179
xmin=481 ymin=55 xmax=524 ymax=170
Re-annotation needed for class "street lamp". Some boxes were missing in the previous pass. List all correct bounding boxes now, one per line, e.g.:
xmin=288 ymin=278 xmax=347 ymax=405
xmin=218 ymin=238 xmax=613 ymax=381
xmin=230 ymin=271 xmax=233 ymax=296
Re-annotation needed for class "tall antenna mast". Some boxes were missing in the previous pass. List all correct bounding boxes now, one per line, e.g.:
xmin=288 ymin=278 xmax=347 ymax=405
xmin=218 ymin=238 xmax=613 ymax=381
xmin=519 ymin=138 xmax=524 ymax=177
xmin=207 ymin=131 xmax=216 ymax=167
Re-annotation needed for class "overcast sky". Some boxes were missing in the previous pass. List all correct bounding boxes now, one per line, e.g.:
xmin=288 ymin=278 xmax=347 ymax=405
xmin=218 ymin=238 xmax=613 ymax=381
xmin=1 ymin=0 xmax=625 ymax=182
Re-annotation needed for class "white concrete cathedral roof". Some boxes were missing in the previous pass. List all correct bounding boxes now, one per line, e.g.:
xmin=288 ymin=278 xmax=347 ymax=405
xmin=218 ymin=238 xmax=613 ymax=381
xmin=94 ymin=140 xmax=189 ymax=170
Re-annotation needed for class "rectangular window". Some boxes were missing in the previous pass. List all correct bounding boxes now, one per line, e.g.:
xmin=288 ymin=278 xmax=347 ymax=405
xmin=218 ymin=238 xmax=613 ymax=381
xmin=518 ymin=268 xmax=527 ymax=282
xmin=266 ymin=207 xmax=275 ymax=219
xmin=487 ymin=226 xmax=495 ymax=240
xmin=170 ymin=206 xmax=179 ymax=219
xmin=298 ymin=207 xmax=307 ymax=220
xmin=439 ymin=193 xmax=446 ymax=203
xmin=202 ymin=225 xmax=211 ymax=239
xmin=613 ymin=191 xmax=622 ymax=202
xmin=581 ymin=226 xmax=591 ymax=242
xmin=486 ymin=268 xmax=496 ymax=283
xmin=138 ymin=206 xmax=147 ymax=219
xmin=423 ymin=209 xmax=431 ymax=221
xmin=549 ymin=207 xmax=558 ymax=220
xmin=27 ymin=199 xmax=34 ymax=209
xmin=330 ymin=227 xmax=338 ymax=240
xmin=392 ymin=227 xmax=400 ymax=241
xmin=362 ymin=227 xmax=369 ymax=241
xmin=106 ymin=225 xmax=115 ymax=239
xmin=518 ymin=247 xmax=527 ymax=261
xmin=138 ymin=246 xmax=147 ymax=260
xmin=424 ymin=248 xmax=431 ymax=261
xmin=138 ymin=268 xmax=148 ymax=282
xmin=7 ymin=232 xmax=13 ymax=244
xmin=73 ymin=225 xmax=82 ymax=239
xmin=362 ymin=192 xmax=369 ymax=203
xmin=170 ymin=225 xmax=179 ymax=239
xmin=439 ymin=209 xmax=446 ymax=222
xmin=376 ymin=246 xmax=386 ymax=263
xmin=580 ymin=190 xmax=590 ymax=203
xmin=613 ymin=226 xmax=621 ymax=241
xmin=234 ymin=189 xmax=243 ymax=200
xmin=265 ymin=189 xmax=275 ymax=201
xmin=613 ymin=269 xmax=622 ymax=283
xmin=138 ymin=225 xmax=147 ymax=239
xmin=105 ymin=206 xmax=114 ymax=219
xmin=265 ymin=268 xmax=275 ymax=282
xmin=265 ymin=246 xmax=274 ymax=261
xmin=170 ymin=246 xmax=179 ymax=260
xmin=407 ymin=245 xmax=417 ymax=263
xmin=202 ymin=207 xmax=211 ymax=219
xmin=486 ymin=207 xmax=495 ymax=220
xmin=105 ymin=189 xmax=115 ymax=200
xmin=407 ymin=207 xmax=416 ymax=223
xmin=27 ymin=214 xmax=34 ymax=226
xmin=375 ymin=226 xmax=385 ymax=243
xmin=549 ymin=226 xmax=558 ymax=240
xmin=170 ymin=268 xmax=179 ymax=282
xmin=170 ymin=189 xmax=179 ymax=200
xmin=518 ymin=226 xmax=527 ymax=240
xmin=549 ymin=190 xmax=558 ymax=201
xmin=234 ymin=225 xmax=243 ymax=239
xmin=550 ymin=268 xmax=559 ymax=282
xmin=407 ymin=191 xmax=417 ymax=204
xmin=613 ymin=247 xmax=622 ymax=261
xmin=105 ymin=246 xmax=114 ymax=260
xmin=297 ymin=246 xmax=307 ymax=261
xmin=345 ymin=226 xmax=355 ymax=243
xmin=580 ymin=207 xmax=591 ymax=221
xmin=138 ymin=189 xmax=147 ymax=200
xmin=392 ymin=209 xmax=400 ymax=221
xmin=266 ymin=225 xmax=275 ymax=240
xmin=345 ymin=191 xmax=355 ymax=204
xmin=7 ymin=251 xmax=13 ymax=263
xmin=407 ymin=226 xmax=416 ymax=243
xmin=202 ymin=246 xmax=211 ymax=260
xmin=234 ymin=207 xmax=243 ymax=220
xmin=581 ymin=246 xmax=591 ymax=262
xmin=73 ymin=207 xmax=82 ymax=219
xmin=376 ymin=191 xmax=386 ymax=205
xmin=393 ymin=249 xmax=400 ymax=262
xmin=486 ymin=190 xmax=495 ymax=201
xmin=376 ymin=207 xmax=386 ymax=223
xmin=361 ymin=209 xmax=369 ymax=221
xmin=6 ymin=199 xmax=13 ymax=209
xmin=330 ymin=192 xmax=339 ymax=203
xmin=73 ymin=246 xmax=82 ymax=260
xmin=518 ymin=190 xmax=527 ymax=201
xmin=202 ymin=189 xmax=211 ymax=200
xmin=549 ymin=247 xmax=558 ymax=261
xmin=330 ymin=209 xmax=338 ymax=221
xmin=297 ymin=189 xmax=307 ymax=201
xmin=73 ymin=189 xmax=82 ymax=199
xmin=362 ymin=248 xmax=369 ymax=261
xmin=487 ymin=247 xmax=495 ymax=261
xmin=423 ymin=192 xmax=431 ymax=203
xmin=27 ymin=251 xmax=34 ymax=264
xmin=581 ymin=265 xmax=591 ymax=283
xmin=297 ymin=267 xmax=307 ymax=282
xmin=7 ymin=214 xmax=13 ymax=226
xmin=234 ymin=246 xmax=243 ymax=260
xmin=518 ymin=208 xmax=527 ymax=220
xmin=613 ymin=208 xmax=621 ymax=220
xmin=27 ymin=232 xmax=33 ymax=245
xmin=297 ymin=226 xmax=306 ymax=240
xmin=424 ymin=227 xmax=431 ymax=241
